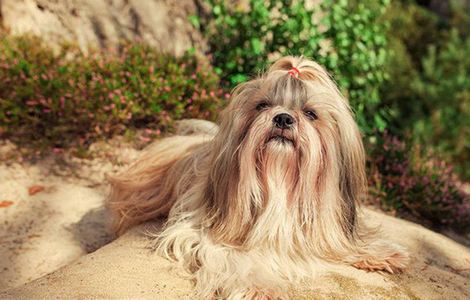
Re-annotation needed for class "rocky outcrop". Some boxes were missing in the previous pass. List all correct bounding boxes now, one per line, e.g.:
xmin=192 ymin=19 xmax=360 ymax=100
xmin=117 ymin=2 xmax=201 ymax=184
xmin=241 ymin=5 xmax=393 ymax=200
xmin=0 ymin=0 xmax=206 ymax=55
xmin=1 ymin=209 xmax=469 ymax=299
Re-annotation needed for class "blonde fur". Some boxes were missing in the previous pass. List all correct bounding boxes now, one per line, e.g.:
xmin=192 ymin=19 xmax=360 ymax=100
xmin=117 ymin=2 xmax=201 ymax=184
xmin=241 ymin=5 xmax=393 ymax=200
xmin=108 ymin=56 xmax=409 ymax=299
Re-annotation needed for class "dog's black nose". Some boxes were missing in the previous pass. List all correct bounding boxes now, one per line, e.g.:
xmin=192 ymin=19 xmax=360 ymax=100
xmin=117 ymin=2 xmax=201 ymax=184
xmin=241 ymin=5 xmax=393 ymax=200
xmin=273 ymin=113 xmax=295 ymax=129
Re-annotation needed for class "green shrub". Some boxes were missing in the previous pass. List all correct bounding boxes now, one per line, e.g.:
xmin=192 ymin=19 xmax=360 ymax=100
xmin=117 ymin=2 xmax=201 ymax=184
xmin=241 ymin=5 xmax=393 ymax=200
xmin=409 ymin=30 xmax=470 ymax=178
xmin=384 ymin=1 xmax=441 ymax=66
xmin=368 ymin=133 xmax=470 ymax=232
xmin=203 ymin=0 xmax=390 ymax=133
xmin=382 ymin=2 xmax=470 ymax=179
xmin=0 ymin=35 xmax=224 ymax=149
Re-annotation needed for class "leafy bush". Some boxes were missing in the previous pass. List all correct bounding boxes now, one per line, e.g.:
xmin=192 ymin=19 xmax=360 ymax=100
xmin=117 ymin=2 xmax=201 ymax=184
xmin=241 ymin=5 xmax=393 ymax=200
xmin=384 ymin=1 xmax=441 ymax=66
xmin=409 ymin=30 xmax=470 ymax=179
xmin=0 ymin=35 xmax=224 ymax=149
xmin=382 ymin=1 xmax=470 ymax=179
xmin=368 ymin=133 xmax=470 ymax=232
xmin=203 ymin=0 xmax=390 ymax=133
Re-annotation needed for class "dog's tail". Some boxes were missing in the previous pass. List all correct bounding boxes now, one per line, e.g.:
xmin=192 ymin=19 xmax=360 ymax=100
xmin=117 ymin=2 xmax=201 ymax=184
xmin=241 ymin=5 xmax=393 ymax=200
xmin=107 ymin=134 xmax=211 ymax=235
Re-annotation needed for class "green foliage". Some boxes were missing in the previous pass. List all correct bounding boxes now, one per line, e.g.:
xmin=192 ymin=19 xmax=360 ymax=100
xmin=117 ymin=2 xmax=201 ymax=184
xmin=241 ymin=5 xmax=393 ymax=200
xmin=382 ymin=1 xmax=470 ymax=179
xmin=204 ymin=0 xmax=390 ymax=133
xmin=321 ymin=0 xmax=390 ymax=132
xmin=205 ymin=0 xmax=322 ymax=84
xmin=0 ymin=35 xmax=224 ymax=149
xmin=410 ymin=30 xmax=470 ymax=177
xmin=368 ymin=133 xmax=470 ymax=232
xmin=385 ymin=1 xmax=441 ymax=66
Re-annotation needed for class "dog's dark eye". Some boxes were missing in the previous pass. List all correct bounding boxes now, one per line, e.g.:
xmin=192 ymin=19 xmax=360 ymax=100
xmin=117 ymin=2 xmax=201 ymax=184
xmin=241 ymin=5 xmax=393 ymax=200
xmin=256 ymin=102 xmax=270 ymax=111
xmin=304 ymin=110 xmax=318 ymax=120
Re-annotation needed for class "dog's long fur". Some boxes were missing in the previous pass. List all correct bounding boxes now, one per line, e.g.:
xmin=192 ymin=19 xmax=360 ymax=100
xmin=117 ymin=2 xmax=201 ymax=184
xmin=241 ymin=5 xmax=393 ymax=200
xmin=108 ymin=56 xmax=409 ymax=299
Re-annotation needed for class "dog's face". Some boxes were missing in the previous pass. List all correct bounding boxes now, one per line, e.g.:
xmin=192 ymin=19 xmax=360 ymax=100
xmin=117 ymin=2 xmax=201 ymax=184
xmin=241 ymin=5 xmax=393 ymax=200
xmin=205 ymin=57 xmax=366 ymax=252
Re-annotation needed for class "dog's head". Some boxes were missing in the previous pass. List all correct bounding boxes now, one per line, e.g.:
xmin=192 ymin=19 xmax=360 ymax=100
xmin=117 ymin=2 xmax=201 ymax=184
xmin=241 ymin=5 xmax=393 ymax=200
xmin=205 ymin=56 xmax=366 ymax=250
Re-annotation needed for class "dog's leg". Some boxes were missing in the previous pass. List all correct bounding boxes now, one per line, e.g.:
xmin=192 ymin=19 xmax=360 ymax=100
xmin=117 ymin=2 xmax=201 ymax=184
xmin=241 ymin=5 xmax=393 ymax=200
xmin=158 ymin=223 xmax=290 ymax=299
xmin=345 ymin=240 xmax=409 ymax=273
xmin=197 ymin=248 xmax=293 ymax=299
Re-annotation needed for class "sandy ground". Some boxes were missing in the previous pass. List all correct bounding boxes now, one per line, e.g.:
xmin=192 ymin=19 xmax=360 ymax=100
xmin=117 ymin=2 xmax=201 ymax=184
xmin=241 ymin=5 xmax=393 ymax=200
xmin=0 ymin=138 xmax=139 ymax=291
xmin=0 ymin=123 xmax=469 ymax=299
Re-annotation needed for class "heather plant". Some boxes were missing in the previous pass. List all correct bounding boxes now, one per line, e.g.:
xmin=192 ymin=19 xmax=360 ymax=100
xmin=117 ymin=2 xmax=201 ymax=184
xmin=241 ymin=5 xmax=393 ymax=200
xmin=203 ymin=0 xmax=390 ymax=133
xmin=368 ymin=133 xmax=470 ymax=232
xmin=0 ymin=35 xmax=224 ymax=149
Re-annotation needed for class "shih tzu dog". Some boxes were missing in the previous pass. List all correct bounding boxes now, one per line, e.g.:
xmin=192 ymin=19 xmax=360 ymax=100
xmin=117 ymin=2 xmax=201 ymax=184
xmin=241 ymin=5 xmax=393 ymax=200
xmin=108 ymin=56 xmax=409 ymax=299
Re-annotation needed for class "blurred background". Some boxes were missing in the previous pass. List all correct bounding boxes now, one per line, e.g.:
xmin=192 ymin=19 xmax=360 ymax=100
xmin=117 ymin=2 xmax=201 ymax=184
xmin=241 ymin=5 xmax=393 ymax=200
xmin=0 ymin=0 xmax=468 ymax=240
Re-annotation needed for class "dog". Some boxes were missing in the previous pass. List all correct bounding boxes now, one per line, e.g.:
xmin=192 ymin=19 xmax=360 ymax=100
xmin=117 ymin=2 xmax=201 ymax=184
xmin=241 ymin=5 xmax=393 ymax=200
xmin=108 ymin=56 xmax=409 ymax=299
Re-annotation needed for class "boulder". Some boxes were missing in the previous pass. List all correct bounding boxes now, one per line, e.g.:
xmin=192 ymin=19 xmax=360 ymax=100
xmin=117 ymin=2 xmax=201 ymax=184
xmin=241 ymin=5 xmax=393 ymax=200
xmin=1 ymin=209 xmax=469 ymax=299
xmin=0 ymin=0 xmax=206 ymax=56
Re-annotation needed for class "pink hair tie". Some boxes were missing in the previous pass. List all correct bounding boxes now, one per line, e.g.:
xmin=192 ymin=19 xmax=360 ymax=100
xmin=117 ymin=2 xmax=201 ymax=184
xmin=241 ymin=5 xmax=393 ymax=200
xmin=287 ymin=67 xmax=300 ymax=78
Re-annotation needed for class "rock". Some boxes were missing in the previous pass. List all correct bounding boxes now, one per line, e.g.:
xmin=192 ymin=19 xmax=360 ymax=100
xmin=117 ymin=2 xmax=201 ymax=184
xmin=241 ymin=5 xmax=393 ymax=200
xmin=0 ymin=0 xmax=206 ymax=56
xmin=1 ymin=209 xmax=469 ymax=299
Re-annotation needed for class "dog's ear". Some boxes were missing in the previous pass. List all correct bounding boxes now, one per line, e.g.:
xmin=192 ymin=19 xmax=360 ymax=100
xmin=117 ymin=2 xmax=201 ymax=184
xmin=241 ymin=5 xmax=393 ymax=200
xmin=336 ymin=110 xmax=367 ymax=235
xmin=311 ymin=66 xmax=366 ymax=236
xmin=203 ymin=79 xmax=262 ymax=246
xmin=287 ymin=56 xmax=366 ymax=235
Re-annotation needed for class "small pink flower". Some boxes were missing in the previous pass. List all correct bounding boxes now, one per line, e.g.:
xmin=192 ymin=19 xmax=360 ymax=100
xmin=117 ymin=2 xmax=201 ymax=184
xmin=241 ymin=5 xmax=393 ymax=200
xmin=53 ymin=148 xmax=63 ymax=154
xmin=140 ymin=136 xmax=151 ymax=142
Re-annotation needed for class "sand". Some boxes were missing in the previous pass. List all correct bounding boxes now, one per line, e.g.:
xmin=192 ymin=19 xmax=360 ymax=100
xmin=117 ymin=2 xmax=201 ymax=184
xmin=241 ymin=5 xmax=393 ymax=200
xmin=0 ymin=137 xmax=138 ymax=291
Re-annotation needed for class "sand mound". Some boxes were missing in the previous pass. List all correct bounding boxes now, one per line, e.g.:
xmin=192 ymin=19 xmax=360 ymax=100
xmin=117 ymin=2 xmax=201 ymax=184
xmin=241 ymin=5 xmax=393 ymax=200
xmin=1 ymin=209 xmax=469 ymax=299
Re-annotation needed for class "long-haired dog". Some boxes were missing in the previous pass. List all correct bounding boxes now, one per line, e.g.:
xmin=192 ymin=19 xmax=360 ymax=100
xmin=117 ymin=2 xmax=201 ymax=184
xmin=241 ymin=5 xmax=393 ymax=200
xmin=108 ymin=56 xmax=409 ymax=299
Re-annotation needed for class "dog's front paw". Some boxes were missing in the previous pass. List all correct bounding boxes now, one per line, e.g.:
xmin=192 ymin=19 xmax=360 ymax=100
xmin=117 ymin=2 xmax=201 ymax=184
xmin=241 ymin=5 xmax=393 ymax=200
xmin=352 ymin=251 xmax=409 ymax=273
xmin=349 ymin=241 xmax=410 ymax=274
xmin=251 ymin=289 xmax=275 ymax=300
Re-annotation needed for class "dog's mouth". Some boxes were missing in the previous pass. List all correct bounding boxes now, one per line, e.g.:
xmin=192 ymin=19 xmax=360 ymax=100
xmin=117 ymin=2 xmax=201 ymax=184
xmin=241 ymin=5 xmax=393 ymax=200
xmin=267 ymin=130 xmax=295 ymax=146
xmin=268 ymin=135 xmax=294 ymax=144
